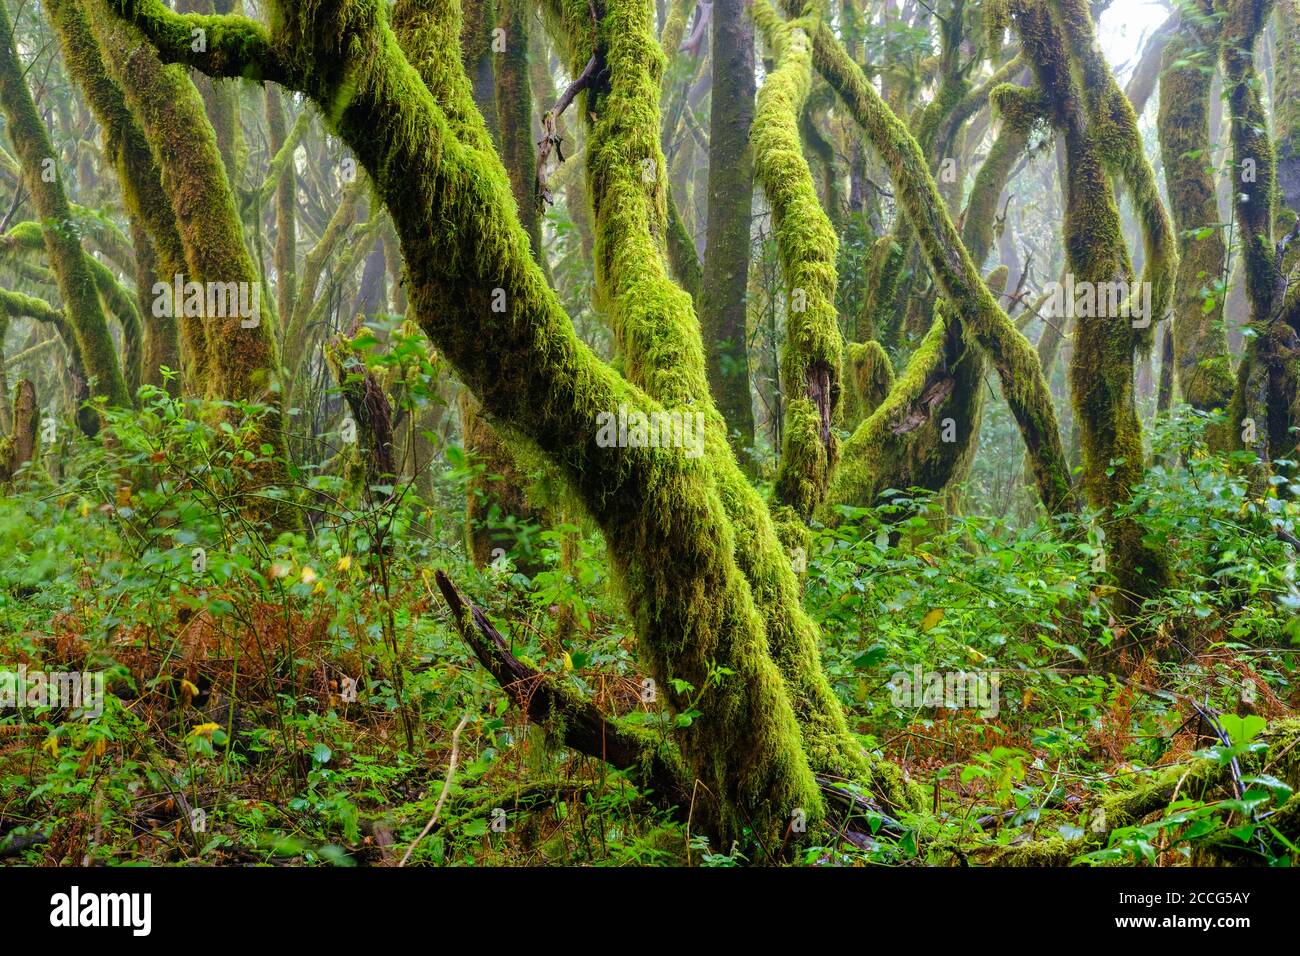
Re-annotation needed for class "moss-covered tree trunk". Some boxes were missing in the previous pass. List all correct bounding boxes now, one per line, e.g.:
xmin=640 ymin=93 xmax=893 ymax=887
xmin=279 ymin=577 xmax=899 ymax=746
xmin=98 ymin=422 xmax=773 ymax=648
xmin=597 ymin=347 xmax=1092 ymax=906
xmin=266 ymin=85 xmax=297 ymax=331
xmin=1157 ymin=3 xmax=1234 ymax=414
xmin=108 ymin=0 xmax=925 ymax=851
xmin=789 ymin=7 xmax=1076 ymax=517
xmin=86 ymin=0 xmax=289 ymax=515
xmin=45 ymin=0 xmax=186 ymax=396
xmin=1276 ymin=0 xmax=1300 ymax=216
xmin=753 ymin=1 xmax=842 ymax=519
xmin=1008 ymin=0 xmax=1176 ymax=610
xmin=0 ymin=0 xmax=129 ymax=424
xmin=1221 ymin=0 xmax=1296 ymax=485
xmin=85 ymin=1 xmax=281 ymax=420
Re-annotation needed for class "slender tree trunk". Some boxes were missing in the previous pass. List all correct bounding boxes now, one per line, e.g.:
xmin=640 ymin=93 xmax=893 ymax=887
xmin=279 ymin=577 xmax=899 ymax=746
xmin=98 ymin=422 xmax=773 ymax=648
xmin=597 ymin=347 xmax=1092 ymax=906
xmin=699 ymin=0 xmax=757 ymax=462
xmin=266 ymin=85 xmax=298 ymax=331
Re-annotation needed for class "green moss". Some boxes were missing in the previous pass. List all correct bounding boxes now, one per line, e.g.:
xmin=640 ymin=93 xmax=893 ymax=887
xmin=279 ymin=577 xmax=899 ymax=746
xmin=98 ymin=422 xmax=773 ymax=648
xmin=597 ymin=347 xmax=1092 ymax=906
xmin=845 ymin=339 xmax=894 ymax=425
xmin=0 ymin=0 xmax=129 ymax=419
xmin=753 ymin=0 xmax=843 ymax=518
xmin=109 ymin=0 xmax=934 ymax=848
xmin=1047 ymin=0 xmax=1177 ymax=357
xmin=857 ymin=234 xmax=904 ymax=346
xmin=265 ymin=86 xmax=299 ymax=334
xmin=987 ymin=718 xmax=1300 ymax=865
xmin=827 ymin=300 xmax=983 ymax=509
xmin=794 ymin=6 xmax=1075 ymax=516
xmin=1220 ymin=0 xmax=1295 ymax=487
xmin=1010 ymin=0 xmax=1171 ymax=602
xmin=89 ymin=2 xmax=280 ymax=414
xmin=962 ymin=104 xmax=1035 ymax=271
xmin=1277 ymin=0 xmax=1300 ymax=216
xmin=1156 ymin=16 xmax=1235 ymax=414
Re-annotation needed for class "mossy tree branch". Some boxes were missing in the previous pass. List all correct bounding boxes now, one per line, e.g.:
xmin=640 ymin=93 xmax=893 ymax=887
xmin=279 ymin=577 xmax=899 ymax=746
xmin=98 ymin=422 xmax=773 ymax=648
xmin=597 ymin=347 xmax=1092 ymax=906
xmin=753 ymin=0 xmax=842 ymax=518
xmin=786 ymin=6 xmax=1076 ymax=517
xmin=0 ymin=0 xmax=130 ymax=423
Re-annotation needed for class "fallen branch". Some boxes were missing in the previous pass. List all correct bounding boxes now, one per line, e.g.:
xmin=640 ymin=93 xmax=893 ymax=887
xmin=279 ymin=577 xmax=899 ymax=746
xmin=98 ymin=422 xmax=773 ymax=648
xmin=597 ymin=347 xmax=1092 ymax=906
xmin=430 ymin=571 xmax=691 ymax=813
xmin=398 ymin=714 xmax=469 ymax=866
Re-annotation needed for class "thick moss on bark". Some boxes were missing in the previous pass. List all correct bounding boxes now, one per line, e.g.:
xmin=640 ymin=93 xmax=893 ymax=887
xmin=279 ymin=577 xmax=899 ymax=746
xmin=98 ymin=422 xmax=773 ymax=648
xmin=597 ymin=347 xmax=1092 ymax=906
xmin=86 ymin=0 xmax=282 ymax=429
xmin=961 ymin=102 xmax=1036 ymax=272
xmin=1012 ymin=0 xmax=1172 ymax=606
xmin=113 ymin=0 xmax=934 ymax=849
xmin=1221 ymin=0 xmax=1295 ymax=481
xmin=986 ymin=717 xmax=1300 ymax=865
xmin=46 ymin=0 xmax=184 ymax=395
xmin=0 ymin=0 xmax=129 ymax=420
xmin=1157 ymin=9 xmax=1235 ymax=414
xmin=698 ymin=0 xmax=758 ymax=462
xmin=110 ymin=0 xmax=917 ymax=847
xmin=791 ymin=7 xmax=1076 ymax=517
xmin=753 ymin=0 xmax=842 ymax=518
xmin=1276 ymin=0 xmax=1300 ymax=216
xmin=856 ymin=234 xmax=904 ymax=345
xmin=1046 ymin=0 xmax=1177 ymax=355
xmin=844 ymin=339 xmax=894 ymax=425
xmin=394 ymin=0 xmax=550 ymax=569
xmin=829 ymin=299 xmax=984 ymax=507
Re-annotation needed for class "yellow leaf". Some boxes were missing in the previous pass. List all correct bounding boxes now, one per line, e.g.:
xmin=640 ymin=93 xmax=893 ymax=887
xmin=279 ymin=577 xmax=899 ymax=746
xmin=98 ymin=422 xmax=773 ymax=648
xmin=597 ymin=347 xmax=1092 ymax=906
xmin=301 ymin=566 xmax=318 ymax=585
xmin=179 ymin=678 xmax=200 ymax=704
xmin=187 ymin=722 xmax=220 ymax=738
xmin=920 ymin=608 xmax=945 ymax=632
xmin=41 ymin=734 xmax=58 ymax=758
xmin=1022 ymin=689 xmax=1034 ymax=708
xmin=562 ymin=652 xmax=573 ymax=672
xmin=337 ymin=555 xmax=352 ymax=572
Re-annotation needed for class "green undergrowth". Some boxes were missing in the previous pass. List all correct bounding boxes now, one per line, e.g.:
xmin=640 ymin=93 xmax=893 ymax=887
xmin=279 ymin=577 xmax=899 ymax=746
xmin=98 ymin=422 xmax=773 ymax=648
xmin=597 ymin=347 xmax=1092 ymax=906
xmin=1 ymin=396 xmax=1298 ymax=866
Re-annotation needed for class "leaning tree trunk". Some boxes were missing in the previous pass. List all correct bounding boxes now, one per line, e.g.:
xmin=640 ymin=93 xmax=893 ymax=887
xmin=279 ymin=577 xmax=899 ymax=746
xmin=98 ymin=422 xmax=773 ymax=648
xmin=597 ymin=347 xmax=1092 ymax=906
xmin=105 ymin=0 xmax=930 ymax=847
xmin=84 ymin=0 xmax=285 ymax=480
xmin=787 ymin=6 xmax=1077 ymax=517
xmin=0 ymin=0 xmax=129 ymax=428
xmin=45 ymin=0 xmax=185 ymax=395
xmin=753 ymin=1 xmax=842 ymax=520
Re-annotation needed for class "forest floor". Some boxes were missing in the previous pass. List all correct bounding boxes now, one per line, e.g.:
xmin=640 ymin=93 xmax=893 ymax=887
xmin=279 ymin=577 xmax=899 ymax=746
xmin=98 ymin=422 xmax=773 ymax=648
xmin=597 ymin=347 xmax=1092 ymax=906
xmin=1 ymin=396 xmax=1298 ymax=866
